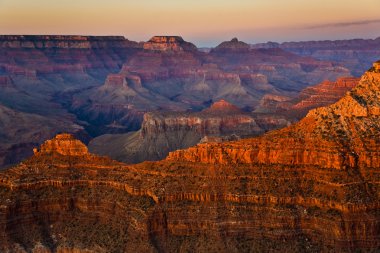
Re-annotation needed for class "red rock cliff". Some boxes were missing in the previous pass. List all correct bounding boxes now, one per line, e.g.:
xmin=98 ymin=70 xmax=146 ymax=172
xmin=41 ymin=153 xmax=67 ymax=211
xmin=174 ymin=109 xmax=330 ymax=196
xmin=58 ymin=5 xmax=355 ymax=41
xmin=167 ymin=69 xmax=380 ymax=170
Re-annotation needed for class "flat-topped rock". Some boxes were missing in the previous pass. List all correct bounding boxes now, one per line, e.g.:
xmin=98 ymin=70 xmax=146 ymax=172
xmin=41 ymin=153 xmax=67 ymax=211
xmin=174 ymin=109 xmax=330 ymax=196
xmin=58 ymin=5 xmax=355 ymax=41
xmin=34 ymin=133 xmax=88 ymax=156
xmin=143 ymin=36 xmax=198 ymax=52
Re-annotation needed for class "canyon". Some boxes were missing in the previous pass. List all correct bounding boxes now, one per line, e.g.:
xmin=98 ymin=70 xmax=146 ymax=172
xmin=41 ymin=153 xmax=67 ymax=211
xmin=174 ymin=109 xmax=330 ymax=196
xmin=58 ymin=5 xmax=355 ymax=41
xmin=89 ymin=78 xmax=359 ymax=165
xmin=89 ymin=99 xmax=291 ymax=163
xmin=0 ymin=63 xmax=379 ymax=252
xmin=252 ymin=37 xmax=380 ymax=76
xmin=0 ymin=35 xmax=374 ymax=168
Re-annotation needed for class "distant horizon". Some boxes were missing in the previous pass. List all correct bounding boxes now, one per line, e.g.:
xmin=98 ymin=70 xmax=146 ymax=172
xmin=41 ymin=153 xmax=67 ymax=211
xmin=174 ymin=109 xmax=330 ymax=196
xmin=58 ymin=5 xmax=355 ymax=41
xmin=0 ymin=34 xmax=379 ymax=48
xmin=1 ymin=0 xmax=380 ymax=47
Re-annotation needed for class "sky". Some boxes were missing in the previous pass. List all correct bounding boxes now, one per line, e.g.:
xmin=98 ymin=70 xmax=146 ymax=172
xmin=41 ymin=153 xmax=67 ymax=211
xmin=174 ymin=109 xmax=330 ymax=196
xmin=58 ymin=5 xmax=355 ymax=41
xmin=0 ymin=0 xmax=380 ymax=46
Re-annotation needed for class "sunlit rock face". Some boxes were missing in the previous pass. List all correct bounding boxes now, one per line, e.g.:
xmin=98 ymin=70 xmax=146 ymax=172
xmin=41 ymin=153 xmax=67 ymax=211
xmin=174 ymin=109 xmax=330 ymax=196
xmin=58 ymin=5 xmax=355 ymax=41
xmin=89 ymin=99 xmax=279 ymax=164
xmin=0 ymin=35 xmax=354 ymax=167
xmin=168 ymin=68 xmax=380 ymax=169
xmin=0 ymin=64 xmax=379 ymax=252
xmin=143 ymin=36 xmax=198 ymax=52
xmin=34 ymin=133 xmax=88 ymax=156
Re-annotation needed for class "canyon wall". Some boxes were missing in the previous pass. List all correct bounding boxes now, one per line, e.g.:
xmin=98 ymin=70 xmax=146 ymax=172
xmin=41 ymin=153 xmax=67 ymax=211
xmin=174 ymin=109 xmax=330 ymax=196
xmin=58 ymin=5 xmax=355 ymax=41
xmin=0 ymin=64 xmax=379 ymax=251
xmin=252 ymin=37 xmax=380 ymax=76
xmin=89 ymin=100 xmax=291 ymax=164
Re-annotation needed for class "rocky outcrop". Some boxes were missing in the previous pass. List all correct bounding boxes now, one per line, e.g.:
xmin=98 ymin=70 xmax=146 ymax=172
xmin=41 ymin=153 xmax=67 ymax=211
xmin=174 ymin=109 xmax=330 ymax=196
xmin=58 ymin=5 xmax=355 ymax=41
xmin=254 ymin=76 xmax=359 ymax=120
xmin=143 ymin=36 xmax=198 ymax=52
xmin=372 ymin=60 xmax=380 ymax=72
xmin=5 ymin=62 xmax=380 ymax=250
xmin=0 ymin=35 xmax=362 ymax=168
xmin=34 ymin=133 xmax=88 ymax=156
xmin=2 ymin=62 xmax=380 ymax=252
xmin=89 ymin=100 xmax=281 ymax=164
xmin=167 ymin=67 xmax=380 ymax=170
xmin=291 ymin=77 xmax=360 ymax=111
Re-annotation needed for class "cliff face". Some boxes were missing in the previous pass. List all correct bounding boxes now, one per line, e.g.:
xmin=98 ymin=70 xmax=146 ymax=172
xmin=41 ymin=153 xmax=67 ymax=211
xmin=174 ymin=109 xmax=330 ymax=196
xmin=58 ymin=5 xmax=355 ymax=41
xmin=143 ymin=36 xmax=198 ymax=52
xmin=0 ymin=35 xmax=363 ymax=168
xmin=3 ymin=66 xmax=377 ymax=251
xmin=35 ymin=134 xmax=89 ymax=156
xmin=291 ymin=77 xmax=360 ymax=111
xmin=89 ymin=100 xmax=287 ymax=164
xmin=0 ymin=35 xmax=143 ymax=165
xmin=167 ymin=70 xmax=380 ymax=169
xmin=71 ymin=37 xmax=352 ymax=136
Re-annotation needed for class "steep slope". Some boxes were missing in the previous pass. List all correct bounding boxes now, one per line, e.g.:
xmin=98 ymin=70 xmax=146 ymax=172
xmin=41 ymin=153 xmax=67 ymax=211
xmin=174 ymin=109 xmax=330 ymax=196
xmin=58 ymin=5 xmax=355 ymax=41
xmin=71 ymin=37 xmax=351 ymax=135
xmin=0 ymin=35 xmax=142 ymax=167
xmin=255 ymin=76 xmax=360 ymax=118
xmin=89 ymin=100 xmax=287 ymax=164
xmin=89 ymin=75 xmax=360 ymax=165
xmin=169 ymin=63 xmax=380 ymax=168
xmin=0 ymin=134 xmax=157 ymax=252
xmin=1 ymin=63 xmax=379 ymax=251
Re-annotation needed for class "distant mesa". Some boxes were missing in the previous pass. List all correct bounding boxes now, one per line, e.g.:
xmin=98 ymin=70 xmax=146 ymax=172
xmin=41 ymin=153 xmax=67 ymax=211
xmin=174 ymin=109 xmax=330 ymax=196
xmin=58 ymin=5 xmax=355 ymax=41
xmin=33 ymin=133 xmax=88 ymax=156
xmin=0 ymin=35 xmax=141 ymax=49
xmin=143 ymin=36 xmax=198 ymax=52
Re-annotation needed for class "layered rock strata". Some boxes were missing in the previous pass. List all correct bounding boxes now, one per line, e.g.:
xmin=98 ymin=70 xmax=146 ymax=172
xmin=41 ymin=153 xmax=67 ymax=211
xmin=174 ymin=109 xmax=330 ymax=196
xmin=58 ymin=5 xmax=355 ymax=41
xmin=89 ymin=100 xmax=285 ymax=164
xmin=0 ymin=65 xmax=379 ymax=251
xmin=252 ymin=37 xmax=380 ymax=76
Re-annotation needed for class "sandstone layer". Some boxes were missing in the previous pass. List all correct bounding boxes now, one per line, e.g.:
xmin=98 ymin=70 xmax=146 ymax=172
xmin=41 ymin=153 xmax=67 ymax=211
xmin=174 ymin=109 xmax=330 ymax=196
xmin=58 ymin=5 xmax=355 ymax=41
xmin=0 ymin=66 xmax=379 ymax=252
xmin=0 ymin=35 xmax=360 ymax=167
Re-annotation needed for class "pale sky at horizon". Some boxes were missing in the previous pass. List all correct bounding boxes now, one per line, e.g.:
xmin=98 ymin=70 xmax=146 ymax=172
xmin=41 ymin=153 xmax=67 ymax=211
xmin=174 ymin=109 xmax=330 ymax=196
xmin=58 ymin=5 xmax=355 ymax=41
xmin=0 ymin=0 xmax=380 ymax=46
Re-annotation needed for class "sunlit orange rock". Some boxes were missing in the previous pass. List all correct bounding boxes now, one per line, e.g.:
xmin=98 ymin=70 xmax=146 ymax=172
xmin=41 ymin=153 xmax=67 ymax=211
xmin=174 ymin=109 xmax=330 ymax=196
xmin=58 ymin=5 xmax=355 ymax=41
xmin=34 ymin=133 xmax=88 ymax=156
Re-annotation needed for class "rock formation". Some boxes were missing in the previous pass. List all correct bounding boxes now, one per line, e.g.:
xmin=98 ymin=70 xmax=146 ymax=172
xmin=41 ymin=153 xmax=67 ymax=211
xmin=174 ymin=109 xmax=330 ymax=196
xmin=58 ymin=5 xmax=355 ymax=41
xmin=34 ymin=133 xmax=88 ymax=156
xmin=168 ymin=66 xmax=380 ymax=169
xmin=291 ymin=77 xmax=360 ymax=112
xmin=1 ymin=63 xmax=380 ymax=251
xmin=252 ymin=37 xmax=380 ymax=76
xmin=0 ymin=35 xmax=364 ymax=168
xmin=89 ymin=100 xmax=287 ymax=164
xmin=373 ymin=60 xmax=380 ymax=72
xmin=210 ymin=37 xmax=250 ymax=53
xmin=255 ymin=76 xmax=360 ymax=120
xmin=143 ymin=36 xmax=198 ymax=52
